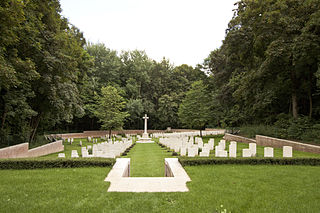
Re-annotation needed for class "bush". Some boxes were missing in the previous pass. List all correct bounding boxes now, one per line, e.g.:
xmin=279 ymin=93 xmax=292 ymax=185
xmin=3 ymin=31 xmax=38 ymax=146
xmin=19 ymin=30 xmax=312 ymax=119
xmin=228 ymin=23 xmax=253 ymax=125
xmin=239 ymin=116 xmax=320 ymax=144
xmin=178 ymin=157 xmax=320 ymax=166
xmin=0 ymin=158 xmax=115 ymax=170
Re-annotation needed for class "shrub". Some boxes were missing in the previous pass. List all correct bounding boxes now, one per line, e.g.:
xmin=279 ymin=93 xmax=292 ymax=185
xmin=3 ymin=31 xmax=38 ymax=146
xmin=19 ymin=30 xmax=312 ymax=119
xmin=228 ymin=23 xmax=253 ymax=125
xmin=178 ymin=157 xmax=320 ymax=166
xmin=0 ymin=158 xmax=115 ymax=170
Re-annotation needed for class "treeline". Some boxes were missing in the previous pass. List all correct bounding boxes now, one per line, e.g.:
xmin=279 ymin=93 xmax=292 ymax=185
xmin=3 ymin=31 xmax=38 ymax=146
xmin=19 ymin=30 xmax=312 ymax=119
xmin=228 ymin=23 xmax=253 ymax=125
xmin=204 ymin=0 xmax=320 ymax=141
xmin=0 ymin=0 xmax=205 ymax=146
xmin=70 ymin=44 xmax=206 ymax=132
xmin=1 ymin=0 xmax=320 ymax=147
xmin=0 ymin=0 xmax=93 ymax=146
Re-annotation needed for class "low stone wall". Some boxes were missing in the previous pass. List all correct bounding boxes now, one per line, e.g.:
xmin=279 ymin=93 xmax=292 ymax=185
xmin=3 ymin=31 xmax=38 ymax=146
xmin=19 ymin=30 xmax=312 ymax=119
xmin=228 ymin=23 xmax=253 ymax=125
xmin=55 ymin=129 xmax=200 ymax=139
xmin=0 ymin=143 xmax=29 ymax=159
xmin=0 ymin=140 xmax=64 ymax=159
xmin=27 ymin=140 xmax=64 ymax=157
xmin=256 ymin=135 xmax=320 ymax=154
xmin=223 ymin=133 xmax=256 ymax=144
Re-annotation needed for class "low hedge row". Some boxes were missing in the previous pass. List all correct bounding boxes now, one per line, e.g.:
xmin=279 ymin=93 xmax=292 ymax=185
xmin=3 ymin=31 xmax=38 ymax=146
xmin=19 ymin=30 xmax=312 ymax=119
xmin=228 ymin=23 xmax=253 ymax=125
xmin=121 ymin=143 xmax=136 ymax=156
xmin=0 ymin=158 xmax=115 ymax=170
xmin=178 ymin=157 xmax=320 ymax=166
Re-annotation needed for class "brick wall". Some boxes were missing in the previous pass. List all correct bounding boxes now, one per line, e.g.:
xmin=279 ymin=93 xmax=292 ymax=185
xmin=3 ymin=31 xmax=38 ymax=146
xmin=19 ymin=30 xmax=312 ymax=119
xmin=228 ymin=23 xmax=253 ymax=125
xmin=27 ymin=140 xmax=64 ymax=157
xmin=256 ymin=135 xmax=320 ymax=154
xmin=0 ymin=143 xmax=29 ymax=159
xmin=223 ymin=133 xmax=256 ymax=144
xmin=0 ymin=140 xmax=64 ymax=159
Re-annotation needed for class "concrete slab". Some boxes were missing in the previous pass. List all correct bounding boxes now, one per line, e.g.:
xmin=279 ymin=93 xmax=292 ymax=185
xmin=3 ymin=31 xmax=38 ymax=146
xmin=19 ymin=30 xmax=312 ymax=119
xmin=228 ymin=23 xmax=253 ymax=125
xmin=136 ymin=138 xmax=154 ymax=143
xmin=105 ymin=158 xmax=191 ymax=192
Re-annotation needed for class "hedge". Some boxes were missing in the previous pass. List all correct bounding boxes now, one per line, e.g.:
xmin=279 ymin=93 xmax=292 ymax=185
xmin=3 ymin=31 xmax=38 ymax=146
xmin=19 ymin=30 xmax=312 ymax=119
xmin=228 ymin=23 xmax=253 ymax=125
xmin=0 ymin=158 xmax=115 ymax=170
xmin=178 ymin=157 xmax=320 ymax=166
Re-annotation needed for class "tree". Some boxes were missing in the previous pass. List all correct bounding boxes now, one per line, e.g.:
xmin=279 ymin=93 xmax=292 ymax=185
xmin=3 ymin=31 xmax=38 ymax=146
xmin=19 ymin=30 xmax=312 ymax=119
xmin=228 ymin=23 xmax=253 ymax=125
xmin=178 ymin=81 xmax=211 ymax=136
xmin=94 ymin=86 xmax=129 ymax=137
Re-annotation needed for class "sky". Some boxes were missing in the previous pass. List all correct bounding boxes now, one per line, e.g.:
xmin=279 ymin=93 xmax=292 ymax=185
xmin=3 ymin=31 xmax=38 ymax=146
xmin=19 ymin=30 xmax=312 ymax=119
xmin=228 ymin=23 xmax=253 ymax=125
xmin=59 ymin=0 xmax=237 ymax=67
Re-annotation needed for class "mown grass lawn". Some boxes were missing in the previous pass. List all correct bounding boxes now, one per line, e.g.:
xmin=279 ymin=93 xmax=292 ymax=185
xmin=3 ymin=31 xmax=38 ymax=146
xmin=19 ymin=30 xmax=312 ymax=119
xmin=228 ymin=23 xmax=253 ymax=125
xmin=0 ymin=165 xmax=319 ymax=213
xmin=123 ymin=140 xmax=173 ymax=177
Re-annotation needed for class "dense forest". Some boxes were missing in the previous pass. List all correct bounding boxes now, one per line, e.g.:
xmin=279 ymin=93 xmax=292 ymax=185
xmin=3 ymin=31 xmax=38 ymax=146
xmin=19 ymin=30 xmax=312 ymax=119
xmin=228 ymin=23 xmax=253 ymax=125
xmin=1 ymin=0 xmax=319 ymax=147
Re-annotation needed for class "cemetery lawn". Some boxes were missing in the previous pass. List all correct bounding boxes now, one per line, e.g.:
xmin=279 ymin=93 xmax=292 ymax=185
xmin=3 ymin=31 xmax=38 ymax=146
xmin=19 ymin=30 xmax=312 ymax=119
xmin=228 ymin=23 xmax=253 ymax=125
xmin=123 ymin=141 xmax=173 ymax=177
xmin=1 ymin=165 xmax=319 ymax=212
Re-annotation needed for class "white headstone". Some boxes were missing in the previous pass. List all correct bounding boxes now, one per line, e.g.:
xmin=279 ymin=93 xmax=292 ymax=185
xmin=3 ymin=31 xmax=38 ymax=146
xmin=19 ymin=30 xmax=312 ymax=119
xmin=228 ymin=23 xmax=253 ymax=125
xmin=208 ymin=139 xmax=215 ymax=150
xmin=219 ymin=140 xmax=226 ymax=150
xmin=264 ymin=147 xmax=274 ymax=157
xmin=71 ymin=150 xmax=79 ymax=158
xmin=180 ymin=147 xmax=187 ymax=156
xmin=199 ymin=147 xmax=210 ymax=157
xmin=283 ymin=146 xmax=292 ymax=158
xmin=229 ymin=141 xmax=237 ymax=158
xmin=58 ymin=153 xmax=65 ymax=158
xmin=217 ymin=150 xmax=228 ymax=157
xmin=249 ymin=143 xmax=257 ymax=157
xmin=242 ymin=149 xmax=251 ymax=157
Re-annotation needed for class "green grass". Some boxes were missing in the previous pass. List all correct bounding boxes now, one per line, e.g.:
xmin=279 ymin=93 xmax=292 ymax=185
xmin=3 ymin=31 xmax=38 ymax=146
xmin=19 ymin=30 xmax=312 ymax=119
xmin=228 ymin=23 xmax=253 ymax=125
xmin=123 ymin=140 xmax=173 ymax=177
xmin=0 ymin=165 xmax=319 ymax=212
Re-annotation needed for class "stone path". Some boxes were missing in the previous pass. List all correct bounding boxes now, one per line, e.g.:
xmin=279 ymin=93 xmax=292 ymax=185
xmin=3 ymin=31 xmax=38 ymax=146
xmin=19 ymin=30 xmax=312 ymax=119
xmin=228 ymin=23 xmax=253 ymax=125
xmin=105 ymin=158 xmax=191 ymax=192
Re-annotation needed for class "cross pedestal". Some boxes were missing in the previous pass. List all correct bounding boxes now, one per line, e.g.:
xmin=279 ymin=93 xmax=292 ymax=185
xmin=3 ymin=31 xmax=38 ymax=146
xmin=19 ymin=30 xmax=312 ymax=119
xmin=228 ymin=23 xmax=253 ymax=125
xmin=136 ymin=114 xmax=154 ymax=143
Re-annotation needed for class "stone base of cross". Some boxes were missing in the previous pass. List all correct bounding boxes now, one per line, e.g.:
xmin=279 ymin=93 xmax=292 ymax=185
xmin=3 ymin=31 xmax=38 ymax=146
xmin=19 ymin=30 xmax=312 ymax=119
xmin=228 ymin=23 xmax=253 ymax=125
xmin=136 ymin=114 xmax=154 ymax=143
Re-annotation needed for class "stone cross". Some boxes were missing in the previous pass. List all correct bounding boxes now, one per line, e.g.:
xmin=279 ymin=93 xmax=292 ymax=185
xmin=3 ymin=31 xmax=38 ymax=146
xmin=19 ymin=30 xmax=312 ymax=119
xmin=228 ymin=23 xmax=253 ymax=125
xmin=143 ymin=114 xmax=149 ymax=134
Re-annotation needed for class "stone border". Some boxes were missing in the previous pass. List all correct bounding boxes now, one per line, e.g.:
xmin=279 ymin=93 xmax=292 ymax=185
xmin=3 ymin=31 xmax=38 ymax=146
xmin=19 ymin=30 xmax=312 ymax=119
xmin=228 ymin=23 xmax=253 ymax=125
xmin=105 ymin=158 xmax=191 ymax=192
xmin=224 ymin=133 xmax=256 ymax=144
xmin=0 ymin=141 xmax=64 ymax=159
xmin=224 ymin=133 xmax=320 ymax=154
xmin=256 ymin=135 xmax=320 ymax=154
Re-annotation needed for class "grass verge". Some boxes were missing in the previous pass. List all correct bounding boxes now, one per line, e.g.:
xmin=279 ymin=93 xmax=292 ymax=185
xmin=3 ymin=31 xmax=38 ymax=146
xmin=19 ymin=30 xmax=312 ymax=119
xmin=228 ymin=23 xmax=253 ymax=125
xmin=123 ymin=139 xmax=173 ymax=177
xmin=0 ymin=165 xmax=319 ymax=212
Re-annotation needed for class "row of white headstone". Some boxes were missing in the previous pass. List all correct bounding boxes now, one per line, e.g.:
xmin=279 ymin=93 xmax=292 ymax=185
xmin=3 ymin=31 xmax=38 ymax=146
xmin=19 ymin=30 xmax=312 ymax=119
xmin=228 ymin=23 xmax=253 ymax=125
xmin=159 ymin=136 xmax=293 ymax=158
xmin=58 ymin=138 xmax=133 ymax=158
xmin=154 ymin=130 xmax=224 ymax=138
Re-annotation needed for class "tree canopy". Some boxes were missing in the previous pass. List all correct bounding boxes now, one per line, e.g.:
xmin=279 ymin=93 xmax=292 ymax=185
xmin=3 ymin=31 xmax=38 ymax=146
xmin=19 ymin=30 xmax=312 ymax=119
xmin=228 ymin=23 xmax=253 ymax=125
xmin=1 ymin=0 xmax=320 ymax=147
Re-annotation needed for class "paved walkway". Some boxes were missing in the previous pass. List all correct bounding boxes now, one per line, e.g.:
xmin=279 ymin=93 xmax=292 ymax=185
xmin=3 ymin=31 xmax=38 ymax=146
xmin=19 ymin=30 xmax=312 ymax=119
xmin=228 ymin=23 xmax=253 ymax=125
xmin=105 ymin=158 xmax=191 ymax=192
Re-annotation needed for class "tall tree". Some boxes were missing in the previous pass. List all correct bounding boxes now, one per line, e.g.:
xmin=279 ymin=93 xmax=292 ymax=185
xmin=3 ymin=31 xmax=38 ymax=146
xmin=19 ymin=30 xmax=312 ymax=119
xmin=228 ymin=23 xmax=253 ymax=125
xmin=178 ymin=81 xmax=211 ymax=136
xmin=94 ymin=86 xmax=129 ymax=137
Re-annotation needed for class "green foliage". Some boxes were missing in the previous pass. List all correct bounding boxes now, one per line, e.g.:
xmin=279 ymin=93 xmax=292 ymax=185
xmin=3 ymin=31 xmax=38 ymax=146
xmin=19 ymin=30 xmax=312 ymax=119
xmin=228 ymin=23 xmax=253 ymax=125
xmin=0 ymin=159 xmax=114 ymax=170
xmin=0 ymin=0 xmax=91 ymax=146
xmin=178 ymin=81 xmax=211 ymax=132
xmin=94 ymin=86 xmax=129 ymax=133
xmin=205 ymin=0 xmax=320 ymax=127
xmin=239 ymin=116 xmax=320 ymax=143
xmin=179 ymin=157 xmax=320 ymax=166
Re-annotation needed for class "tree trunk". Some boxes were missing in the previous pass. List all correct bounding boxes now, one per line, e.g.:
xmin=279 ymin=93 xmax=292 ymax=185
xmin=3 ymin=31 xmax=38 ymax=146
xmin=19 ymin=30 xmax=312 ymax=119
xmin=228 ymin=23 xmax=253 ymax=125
xmin=91 ymin=118 xmax=94 ymax=130
xmin=30 ymin=114 xmax=41 ymax=143
xmin=291 ymin=68 xmax=298 ymax=118
xmin=200 ymin=129 xmax=202 ymax=137
xmin=292 ymin=93 xmax=298 ymax=119
xmin=109 ymin=129 xmax=112 ymax=139
xmin=308 ymin=89 xmax=312 ymax=118
xmin=308 ymin=70 xmax=313 ymax=118
xmin=1 ymin=111 xmax=7 ymax=130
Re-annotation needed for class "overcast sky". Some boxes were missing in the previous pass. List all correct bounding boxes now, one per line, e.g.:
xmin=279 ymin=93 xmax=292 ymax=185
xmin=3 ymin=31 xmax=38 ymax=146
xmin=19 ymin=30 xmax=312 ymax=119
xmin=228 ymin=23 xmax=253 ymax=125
xmin=59 ymin=0 xmax=237 ymax=67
